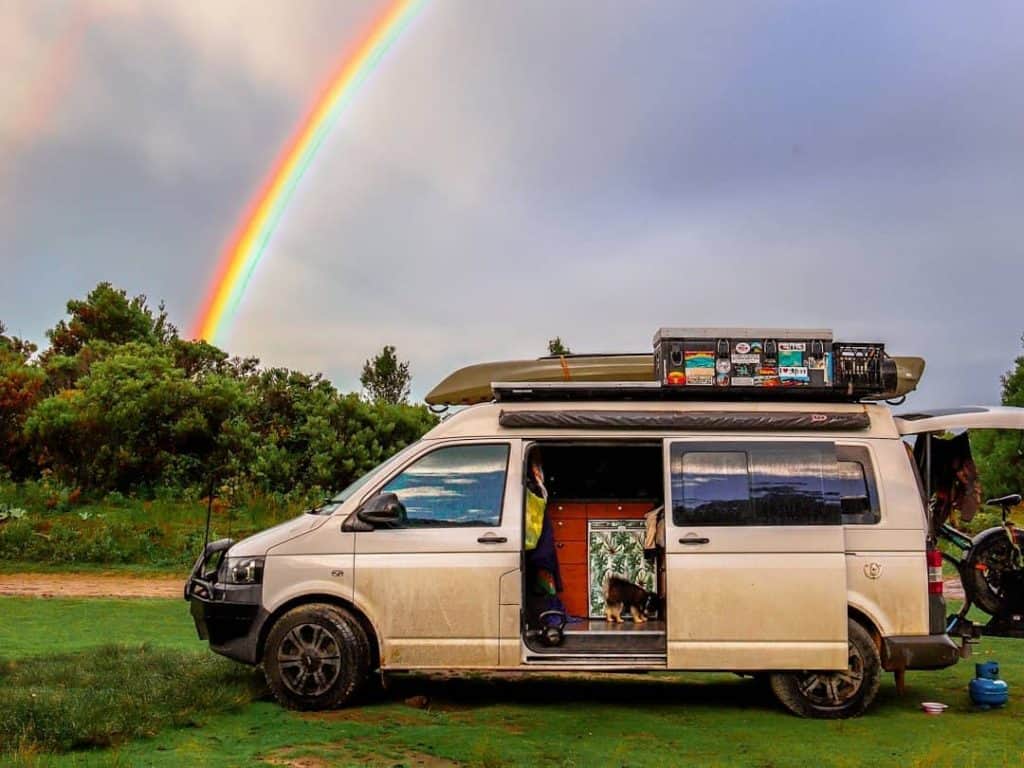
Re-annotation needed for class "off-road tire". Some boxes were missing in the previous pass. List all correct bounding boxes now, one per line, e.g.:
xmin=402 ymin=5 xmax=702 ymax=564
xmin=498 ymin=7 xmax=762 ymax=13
xmin=962 ymin=527 xmax=1024 ymax=618
xmin=769 ymin=619 xmax=881 ymax=719
xmin=263 ymin=603 xmax=370 ymax=710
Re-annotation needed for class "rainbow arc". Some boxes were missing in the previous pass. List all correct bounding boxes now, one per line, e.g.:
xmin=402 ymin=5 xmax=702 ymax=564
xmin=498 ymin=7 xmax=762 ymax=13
xmin=193 ymin=0 xmax=425 ymax=343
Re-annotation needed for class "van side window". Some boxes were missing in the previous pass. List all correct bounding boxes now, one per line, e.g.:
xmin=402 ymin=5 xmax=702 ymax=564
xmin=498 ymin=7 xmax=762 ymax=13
xmin=836 ymin=445 xmax=881 ymax=525
xmin=679 ymin=452 xmax=752 ymax=521
xmin=381 ymin=444 xmax=509 ymax=527
xmin=671 ymin=442 xmax=841 ymax=526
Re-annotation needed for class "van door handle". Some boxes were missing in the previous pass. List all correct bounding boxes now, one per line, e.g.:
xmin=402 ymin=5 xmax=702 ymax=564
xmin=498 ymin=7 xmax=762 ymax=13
xmin=679 ymin=536 xmax=710 ymax=545
xmin=477 ymin=534 xmax=507 ymax=544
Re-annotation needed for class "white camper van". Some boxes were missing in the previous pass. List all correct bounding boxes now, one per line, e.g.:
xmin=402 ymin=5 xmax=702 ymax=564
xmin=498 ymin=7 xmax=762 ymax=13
xmin=186 ymin=329 xmax=1024 ymax=718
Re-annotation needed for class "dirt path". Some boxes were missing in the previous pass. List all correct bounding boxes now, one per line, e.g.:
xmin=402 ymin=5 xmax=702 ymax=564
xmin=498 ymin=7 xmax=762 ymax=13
xmin=0 ymin=573 xmax=182 ymax=599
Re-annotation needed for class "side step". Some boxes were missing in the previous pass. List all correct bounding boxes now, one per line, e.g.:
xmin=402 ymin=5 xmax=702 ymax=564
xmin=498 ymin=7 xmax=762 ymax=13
xmin=524 ymin=653 xmax=667 ymax=668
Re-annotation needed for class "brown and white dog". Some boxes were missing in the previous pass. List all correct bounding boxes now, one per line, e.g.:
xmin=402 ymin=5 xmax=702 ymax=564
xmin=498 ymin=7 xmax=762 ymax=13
xmin=603 ymin=576 xmax=658 ymax=623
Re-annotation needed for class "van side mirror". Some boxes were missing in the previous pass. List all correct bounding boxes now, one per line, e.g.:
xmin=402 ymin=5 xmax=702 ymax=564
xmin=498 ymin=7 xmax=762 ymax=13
xmin=356 ymin=492 xmax=406 ymax=527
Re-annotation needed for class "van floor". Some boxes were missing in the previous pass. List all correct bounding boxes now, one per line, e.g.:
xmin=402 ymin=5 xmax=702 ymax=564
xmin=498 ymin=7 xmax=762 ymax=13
xmin=526 ymin=619 xmax=666 ymax=655
xmin=566 ymin=619 xmax=666 ymax=634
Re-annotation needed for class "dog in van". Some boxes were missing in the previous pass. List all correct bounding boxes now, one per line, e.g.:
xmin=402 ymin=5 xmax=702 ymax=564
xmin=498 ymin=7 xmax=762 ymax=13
xmin=603 ymin=575 xmax=658 ymax=623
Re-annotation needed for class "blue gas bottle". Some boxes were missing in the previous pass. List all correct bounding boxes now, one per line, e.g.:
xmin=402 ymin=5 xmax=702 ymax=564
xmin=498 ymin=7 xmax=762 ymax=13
xmin=969 ymin=661 xmax=1009 ymax=708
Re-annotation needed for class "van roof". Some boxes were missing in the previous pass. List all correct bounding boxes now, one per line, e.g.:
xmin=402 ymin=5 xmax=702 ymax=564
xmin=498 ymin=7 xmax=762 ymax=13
xmin=423 ymin=400 xmax=900 ymax=440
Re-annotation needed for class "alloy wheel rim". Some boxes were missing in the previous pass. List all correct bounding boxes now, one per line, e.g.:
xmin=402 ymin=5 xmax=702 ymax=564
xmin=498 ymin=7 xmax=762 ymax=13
xmin=796 ymin=640 xmax=865 ymax=707
xmin=277 ymin=623 xmax=343 ymax=697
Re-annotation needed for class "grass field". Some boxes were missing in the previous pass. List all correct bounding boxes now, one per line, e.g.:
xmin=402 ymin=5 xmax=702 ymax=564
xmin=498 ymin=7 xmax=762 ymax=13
xmin=2 ymin=596 xmax=1022 ymax=767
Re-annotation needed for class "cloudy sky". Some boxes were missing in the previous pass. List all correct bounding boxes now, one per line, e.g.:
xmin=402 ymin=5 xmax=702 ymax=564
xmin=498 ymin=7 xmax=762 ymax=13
xmin=3 ymin=0 xmax=1023 ymax=407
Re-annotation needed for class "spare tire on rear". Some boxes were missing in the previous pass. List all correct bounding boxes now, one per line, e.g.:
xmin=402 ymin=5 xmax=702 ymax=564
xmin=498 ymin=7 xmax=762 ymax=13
xmin=962 ymin=526 xmax=1024 ymax=618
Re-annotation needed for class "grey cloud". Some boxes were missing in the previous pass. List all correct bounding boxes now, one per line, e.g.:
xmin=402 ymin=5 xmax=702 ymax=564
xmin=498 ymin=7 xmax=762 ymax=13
xmin=4 ymin=0 xmax=1023 ymax=410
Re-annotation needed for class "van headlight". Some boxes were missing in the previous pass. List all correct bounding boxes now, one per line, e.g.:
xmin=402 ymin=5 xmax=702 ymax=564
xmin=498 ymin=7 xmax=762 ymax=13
xmin=224 ymin=557 xmax=265 ymax=585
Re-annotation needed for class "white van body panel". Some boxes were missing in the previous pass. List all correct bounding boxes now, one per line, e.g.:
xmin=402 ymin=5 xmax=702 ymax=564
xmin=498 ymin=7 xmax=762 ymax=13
xmin=262 ymin=556 xmax=355 ymax=614
xmin=229 ymin=514 xmax=331 ymax=558
xmin=842 ymin=438 xmax=930 ymax=637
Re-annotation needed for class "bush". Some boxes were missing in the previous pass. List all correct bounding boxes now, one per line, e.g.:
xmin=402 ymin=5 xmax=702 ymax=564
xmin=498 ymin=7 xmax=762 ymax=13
xmin=4 ymin=282 xmax=438 ymax=509
xmin=0 ymin=645 xmax=259 ymax=754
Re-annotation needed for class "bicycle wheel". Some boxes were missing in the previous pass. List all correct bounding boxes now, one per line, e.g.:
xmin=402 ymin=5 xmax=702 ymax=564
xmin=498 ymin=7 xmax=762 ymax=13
xmin=962 ymin=527 xmax=1024 ymax=618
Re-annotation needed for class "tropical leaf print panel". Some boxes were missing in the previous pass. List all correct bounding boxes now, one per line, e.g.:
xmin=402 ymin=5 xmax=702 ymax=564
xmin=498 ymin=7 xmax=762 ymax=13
xmin=588 ymin=520 xmax=654 ymax=618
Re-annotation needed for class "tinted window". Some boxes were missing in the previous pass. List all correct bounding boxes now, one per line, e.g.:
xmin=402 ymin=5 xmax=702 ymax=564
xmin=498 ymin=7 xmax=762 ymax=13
xmin=836 ymin=445 xmax=880 ymax=525
xmin=671 ymin=442 xmax=840 ymax=526
xmin=750 ymin=443 xmax=837 ymax=525
xmin=678 ymin=452 xmax=752 ymax=523
xmin=381 ymin=444 xmax=509 ymax=527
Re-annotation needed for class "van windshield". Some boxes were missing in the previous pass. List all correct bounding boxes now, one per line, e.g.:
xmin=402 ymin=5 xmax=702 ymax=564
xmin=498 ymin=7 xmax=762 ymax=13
xmin=317 ymin=442 xmax=423 ymax=511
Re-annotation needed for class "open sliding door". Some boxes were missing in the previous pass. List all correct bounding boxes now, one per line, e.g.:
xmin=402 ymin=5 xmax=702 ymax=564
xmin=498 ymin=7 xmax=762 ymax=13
xmin=664 ymin=438 xmax=849 ymax=670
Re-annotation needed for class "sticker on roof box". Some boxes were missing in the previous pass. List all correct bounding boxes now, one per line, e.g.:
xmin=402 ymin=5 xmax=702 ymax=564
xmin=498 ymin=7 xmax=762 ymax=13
xmin=779 ymin=348 xmax=804 ymax=368
xmin=780 ymin=366 xmax=810 ymax=383
xmin=732 ymin=353 xmax=760 ymax=365
xmin=684 ymin=351 xmax=715 ymax=386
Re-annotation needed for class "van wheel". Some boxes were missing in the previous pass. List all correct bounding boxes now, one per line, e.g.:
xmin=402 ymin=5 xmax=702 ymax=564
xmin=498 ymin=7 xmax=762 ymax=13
xmin=769 ymin=619 xmax=881 ymax=719
xmin=263 ymin=604 xmax=369 ymax=710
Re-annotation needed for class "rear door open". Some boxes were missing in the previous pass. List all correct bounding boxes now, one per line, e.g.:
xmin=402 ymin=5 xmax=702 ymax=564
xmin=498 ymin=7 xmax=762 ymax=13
xmin=895 ymin=406 xmax=1024 ymax=437
xmin=895 ymin=406 xmax=1024 ymax=509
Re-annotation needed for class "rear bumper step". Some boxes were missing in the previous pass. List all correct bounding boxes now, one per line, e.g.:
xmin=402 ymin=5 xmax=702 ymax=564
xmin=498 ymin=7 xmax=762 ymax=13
xmin=882 ymin=634 xmax=960 ymax=671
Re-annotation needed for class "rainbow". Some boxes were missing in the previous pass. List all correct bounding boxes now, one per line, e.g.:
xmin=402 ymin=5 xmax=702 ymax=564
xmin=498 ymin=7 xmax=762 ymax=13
xmin=193 ymin=0 xmax=425 ymax=344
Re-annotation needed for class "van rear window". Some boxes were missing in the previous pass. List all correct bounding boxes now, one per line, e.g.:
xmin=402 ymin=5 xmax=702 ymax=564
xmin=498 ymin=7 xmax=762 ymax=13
xmin=671 ymin=442 xmax=841 ymax=526
xmin=836 ymin=445 xmax=881 ymax=524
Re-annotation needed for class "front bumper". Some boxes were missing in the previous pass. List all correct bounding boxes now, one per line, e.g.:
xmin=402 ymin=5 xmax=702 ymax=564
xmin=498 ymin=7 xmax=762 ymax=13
xmin=881 ymin=634 xmax=960 ymax=671
xmin=185 ymin=539 xmax=265 ymax=665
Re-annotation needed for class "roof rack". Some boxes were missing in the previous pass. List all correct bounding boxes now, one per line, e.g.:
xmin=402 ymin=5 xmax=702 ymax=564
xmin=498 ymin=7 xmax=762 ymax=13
xmin=424 ymin=328 xmax=925 ymax=406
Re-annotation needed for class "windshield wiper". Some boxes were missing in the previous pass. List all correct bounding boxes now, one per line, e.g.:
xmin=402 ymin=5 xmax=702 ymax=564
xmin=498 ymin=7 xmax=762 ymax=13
xmin=307 ymin=499 xmax=337 ymax=515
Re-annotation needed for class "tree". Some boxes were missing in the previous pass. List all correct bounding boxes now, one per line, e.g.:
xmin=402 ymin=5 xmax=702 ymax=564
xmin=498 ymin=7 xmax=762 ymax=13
xmin=360 ymin=345 xmax=411 ymax=405
xmin=973 ymin=335 xmax=1024 ymax=498
xmin=40 ymin=283 xmax=177 ymax=393
xmin=3 ymin=284 xmax=440 ymax=495
xmin=25 ymin=343 xmax=251 ymax=491
xmin=0 ymin=321 xmax=38 ymax=360
xmin=547 ymin=337 xmax=572 ymax=356
xmin=45 ymin=282 xmax=170 ymax=357
xmin=0 ymin=325 xmax=45 ymax=477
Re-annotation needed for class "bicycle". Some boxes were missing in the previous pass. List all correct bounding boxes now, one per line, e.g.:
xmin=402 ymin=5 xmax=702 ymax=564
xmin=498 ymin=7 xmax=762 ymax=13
xmin=942 ymin=493 xmax=1024 ymax=638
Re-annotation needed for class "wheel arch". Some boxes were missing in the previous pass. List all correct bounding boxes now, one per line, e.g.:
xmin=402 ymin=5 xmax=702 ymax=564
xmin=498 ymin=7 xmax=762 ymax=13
xmin=848 ymin=604 xmax=883 ymax=650
xmin=259 ymin=593 xmax=381 ymax=671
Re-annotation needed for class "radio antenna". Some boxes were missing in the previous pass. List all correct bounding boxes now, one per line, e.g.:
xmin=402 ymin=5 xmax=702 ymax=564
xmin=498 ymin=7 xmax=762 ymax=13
xmin=203 ymin=471 xmax=216 ymax=552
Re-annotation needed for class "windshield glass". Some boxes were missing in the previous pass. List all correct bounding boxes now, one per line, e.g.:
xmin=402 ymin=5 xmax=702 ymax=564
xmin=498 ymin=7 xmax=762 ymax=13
xmin=306 ymin=442 xmax=423 ymax=514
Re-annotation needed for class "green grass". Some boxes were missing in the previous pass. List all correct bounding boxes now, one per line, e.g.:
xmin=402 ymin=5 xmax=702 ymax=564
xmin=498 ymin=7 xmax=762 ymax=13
xmin=0 ymin=597 xmax=199 ymax=657
xmin=0 ymin=646 xmax=258 ymax=755
xmin=4 ymin=597 xmax=1024 ymax=767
